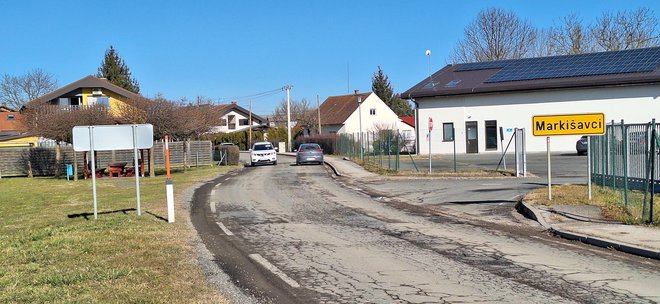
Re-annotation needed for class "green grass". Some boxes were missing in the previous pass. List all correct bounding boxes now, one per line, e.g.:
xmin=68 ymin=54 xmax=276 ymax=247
xmin=0 ymin=166 xmax=236 ymax=303
xmin=525 ymin=184 xmax=660 ymax=226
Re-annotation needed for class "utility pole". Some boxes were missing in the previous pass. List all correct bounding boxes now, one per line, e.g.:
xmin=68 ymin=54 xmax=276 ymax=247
xmin=356 ymin=90 xmax=363 ymax=160
xmin=317 ymin=95 xmax=322 ymax=134
xmin=248 ymin=99 xmax=252 ymax=148
xmin=284 ymin=85 xmax=292 ymax=152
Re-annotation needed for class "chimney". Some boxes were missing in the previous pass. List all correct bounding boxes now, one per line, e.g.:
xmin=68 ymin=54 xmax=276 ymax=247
xmin=231 ymin=100 xmax=237 ymax=105
xmin=354 ymin=90 xmax=360 ymax=95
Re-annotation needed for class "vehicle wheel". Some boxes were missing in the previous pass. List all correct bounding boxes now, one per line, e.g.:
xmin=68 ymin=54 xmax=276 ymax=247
xmin=250 ymin=162 xmax=255 ymax=167
xmin=296 ymin=161 xmax=300 ymax=166
xmin=273 ymin=161 xmax=277 ymax=165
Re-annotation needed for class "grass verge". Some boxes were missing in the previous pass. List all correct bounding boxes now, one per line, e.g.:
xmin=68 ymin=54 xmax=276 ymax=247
xmin=0 ymin=166 xmax=236 ymax=303
xmin=524 ymin=184 xmax=660 ymax=226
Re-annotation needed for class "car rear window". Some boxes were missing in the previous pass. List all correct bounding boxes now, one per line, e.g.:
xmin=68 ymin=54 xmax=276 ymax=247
xmin=301 ymin=144 xmax=320 ymax=151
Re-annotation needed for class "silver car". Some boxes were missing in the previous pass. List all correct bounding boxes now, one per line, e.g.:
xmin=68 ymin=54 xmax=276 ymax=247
xmin=296 ymin=143 xmax=324 ymax=165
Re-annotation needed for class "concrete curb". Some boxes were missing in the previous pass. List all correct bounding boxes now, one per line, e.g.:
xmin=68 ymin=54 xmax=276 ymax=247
xmin=278 ymin=153 xmax=342 ymax=177
xmin=517 ymin=201 xmax=660 ymax=260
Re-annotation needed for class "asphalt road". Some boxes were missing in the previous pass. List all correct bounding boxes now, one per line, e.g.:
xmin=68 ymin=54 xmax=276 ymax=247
xmin=191 ymin=155 xmax=660 ymax=303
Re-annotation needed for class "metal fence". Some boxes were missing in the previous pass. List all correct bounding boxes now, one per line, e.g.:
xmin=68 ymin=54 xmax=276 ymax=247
xmin=336 ymin=130 xmax=418 ymax=172
xmin=590 ymin=120 xmax=659 ymax=223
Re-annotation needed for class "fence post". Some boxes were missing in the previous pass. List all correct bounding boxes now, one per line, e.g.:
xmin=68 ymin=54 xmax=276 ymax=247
xmin=396 ymin=131 xmax=400 ymax=171
xmin=650 ymin=119 xmax=656 ymax=223
xmin=622 ymin=120 xmax=628 ymax=207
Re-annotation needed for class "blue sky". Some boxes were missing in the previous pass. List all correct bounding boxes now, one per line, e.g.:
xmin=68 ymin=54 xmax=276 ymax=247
xmin=1 ymin=0 xmax=658 ymax=114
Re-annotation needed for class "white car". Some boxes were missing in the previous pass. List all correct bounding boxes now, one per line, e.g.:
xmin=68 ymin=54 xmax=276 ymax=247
xmin=250 ymin=141 xmax=277 ymax=166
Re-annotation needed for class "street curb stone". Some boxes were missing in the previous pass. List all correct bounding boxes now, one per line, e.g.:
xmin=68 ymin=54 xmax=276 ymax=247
xmin=517 ymin=201 xmax=660 ymax=260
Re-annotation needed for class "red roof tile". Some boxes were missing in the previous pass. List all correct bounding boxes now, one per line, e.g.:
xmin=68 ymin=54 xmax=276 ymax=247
xmin=400 ymin=116 xmax=415 ymax=127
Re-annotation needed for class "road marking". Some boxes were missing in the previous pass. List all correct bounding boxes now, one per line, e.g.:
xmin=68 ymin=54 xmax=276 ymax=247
xmin=248 ymin=254 xmax=300 ymax=288
xmin=216 ymin=182 xmax=222 ymax=187
xmin=210 ymin=201 xmax=216 ymax=213
xmin=225 ymin=177 xmax=231 ymax=181
xmin=215 ymin=222 xmax=234 ymax=236
xmin=481 ymin=183 xmax=502 ymax=186
xmin=211 ymin=189 xmax=216 ymax=196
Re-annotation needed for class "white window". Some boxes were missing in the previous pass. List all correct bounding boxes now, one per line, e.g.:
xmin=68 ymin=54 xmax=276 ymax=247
xmin=370 ymin=108 xmax=376 ymax=115
xmin=87 ymin=96 xmax=110 ymax=107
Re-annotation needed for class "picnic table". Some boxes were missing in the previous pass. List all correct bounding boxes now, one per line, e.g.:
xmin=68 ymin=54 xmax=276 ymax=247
xmin=108 ymin=162 xmax=127 ymax=177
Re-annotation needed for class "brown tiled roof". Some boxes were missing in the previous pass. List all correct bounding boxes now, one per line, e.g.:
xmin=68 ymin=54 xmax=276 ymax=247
xmin=320 ymin=92 xmax=372 ymax=125
xmin=403 ymin=47 xmax=660 ymax=99
xmin=31 ymin=75 xmax=142 ymax=104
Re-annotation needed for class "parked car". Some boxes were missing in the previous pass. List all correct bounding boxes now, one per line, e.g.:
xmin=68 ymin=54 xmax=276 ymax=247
xmin=295 ymin=143 xmax=324 ymax=165
xmin=250 ymin=141 xmax=277 ymax=166
xmin=576 ymin=136 xmax=588 ymax=155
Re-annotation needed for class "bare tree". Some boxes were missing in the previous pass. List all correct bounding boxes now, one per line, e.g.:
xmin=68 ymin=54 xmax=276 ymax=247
xmin=271 ymin=98 xmax=319 ymax=135
xmin=0 ymin=69 xmax=57 ymax=110
xmin=591 ymin=8 xmax=659 ymax=51
xmin=550 ymin=14 xmax=596 ymax=55
xmin=117 ymin=94 xmax=221 ymax=140
xmin=450 ymin=7 xmax=537 ymax=63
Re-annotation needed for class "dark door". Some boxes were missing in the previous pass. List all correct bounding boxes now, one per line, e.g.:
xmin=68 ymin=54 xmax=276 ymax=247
xmin=466 ymin=121 xmax=478 ymax=153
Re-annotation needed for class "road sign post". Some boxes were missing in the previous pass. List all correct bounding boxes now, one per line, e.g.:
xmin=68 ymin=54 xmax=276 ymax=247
xmin=73 ymin=124 xmax=154 ymax=219
xmin=532 ymin=113 xmax=605 ymax=200
xmin=428 ymin=117 xmax=433 ymax=173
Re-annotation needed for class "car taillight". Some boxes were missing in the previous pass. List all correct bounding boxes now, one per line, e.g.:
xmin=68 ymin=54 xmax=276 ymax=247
xmin=298 ymin=151 xmax=304 ymax=154
xmin=315 ymin=149 xmax=322 ymax=153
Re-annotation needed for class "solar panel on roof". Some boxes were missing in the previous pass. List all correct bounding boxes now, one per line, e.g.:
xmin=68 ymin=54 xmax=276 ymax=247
xmin=454 ymin=47 xmax=660 ymax=83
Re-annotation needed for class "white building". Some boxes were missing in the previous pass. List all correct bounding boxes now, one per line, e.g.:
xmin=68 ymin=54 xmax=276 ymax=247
xmin=402 ymin=47 xmax=660 ymax=154
xmin=319 ymin=91 xmax=407 ymax=135
xmin=210 ymin=102 xmax=267 ymax=133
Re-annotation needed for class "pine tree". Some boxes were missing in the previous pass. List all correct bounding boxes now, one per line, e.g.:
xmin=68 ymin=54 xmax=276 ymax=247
xmin=97 ymin=46 xmax=140 ymax=93
xmin=371 ymin=66 xmax=413 ymax=117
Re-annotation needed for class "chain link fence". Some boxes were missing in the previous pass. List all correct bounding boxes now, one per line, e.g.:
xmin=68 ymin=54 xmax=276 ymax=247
xmin=590 ymin=120 xmax=659 ymax=223
xmin=336 ymin=130 xmax=418 ymax=172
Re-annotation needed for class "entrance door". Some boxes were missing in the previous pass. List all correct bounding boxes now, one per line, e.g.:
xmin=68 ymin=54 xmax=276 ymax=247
xmin=465 ymin=121 xmax=478 ymax=153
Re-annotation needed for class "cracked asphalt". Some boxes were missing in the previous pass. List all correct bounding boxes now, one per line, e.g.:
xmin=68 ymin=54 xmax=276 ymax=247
xmin=193 ymin=156 xmax=660 ymax=303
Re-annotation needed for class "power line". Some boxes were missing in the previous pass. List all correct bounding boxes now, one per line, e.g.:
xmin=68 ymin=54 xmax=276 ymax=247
xmin=215 ymin=87 xmax=286 ymax=104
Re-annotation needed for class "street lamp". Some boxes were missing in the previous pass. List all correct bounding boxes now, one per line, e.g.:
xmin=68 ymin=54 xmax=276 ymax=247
xmin=355 ymin=90 xmax=363 ymax=160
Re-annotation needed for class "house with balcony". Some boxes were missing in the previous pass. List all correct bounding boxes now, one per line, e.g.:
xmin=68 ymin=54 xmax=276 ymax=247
xmin=29 ymin=75 xmax=142 ymax=113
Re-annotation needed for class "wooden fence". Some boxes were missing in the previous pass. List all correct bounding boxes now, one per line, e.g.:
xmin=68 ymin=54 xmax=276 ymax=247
xmin=0 ymin=140 xmax=213 ymax=178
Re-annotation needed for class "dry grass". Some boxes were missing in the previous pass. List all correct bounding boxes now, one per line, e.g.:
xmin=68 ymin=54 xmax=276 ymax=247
xmin=0 ymin=166 xmax=235 ymax=303
xmin=524 ymin=184 xmax=660 ymax=226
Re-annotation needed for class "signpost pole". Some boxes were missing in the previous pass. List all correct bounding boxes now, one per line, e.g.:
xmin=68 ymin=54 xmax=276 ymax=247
xmin=547 ymin=136 xmax=552 ymax=200
xmin=165 ymin=135 xmax=175 ymax=223
xmin=89 ymin=126 xmax=98 ymax=220
xmin=428 ymin=117 xmax=433 ymax=173
xmin=587 ymin=136 xmax=592 ymax=200
xmin=500 ymin=127 xmax=506 ymax=170
xmin=132 ymin=125 xmax=141 ymax=216
xmin=453 ymin=127 xmax=457 ymax=172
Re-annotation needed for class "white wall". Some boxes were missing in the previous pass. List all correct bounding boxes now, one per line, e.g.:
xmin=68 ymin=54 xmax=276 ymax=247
xmin=210 ymin=110 xmax=262 ymax=133
xmin=417 ymin=84 xmax=660 ymax=154
xmin=342 ymin=93 xmax=404 ymax=135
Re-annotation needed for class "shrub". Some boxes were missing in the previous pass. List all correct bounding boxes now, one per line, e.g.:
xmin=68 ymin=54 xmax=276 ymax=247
xmin=293 ymin=134 xmax=338 ymax=154
xmin=214 ymin=145 xmax=240 ymax=165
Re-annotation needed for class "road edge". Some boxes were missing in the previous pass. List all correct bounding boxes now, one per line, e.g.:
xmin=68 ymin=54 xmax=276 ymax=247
xmin=180 ymin=168 xmax=259 ymax=304
xmin=516 ymin=201 xmax=660 ymax=260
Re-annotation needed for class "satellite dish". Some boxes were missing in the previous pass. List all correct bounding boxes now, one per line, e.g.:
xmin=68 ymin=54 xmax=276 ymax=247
xmin=425 ymin=50 xmax=431 ymax=56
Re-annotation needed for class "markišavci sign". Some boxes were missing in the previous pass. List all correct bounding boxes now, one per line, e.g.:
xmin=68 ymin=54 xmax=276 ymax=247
xmin=532 ymin=113 xmax=605 ymax=136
